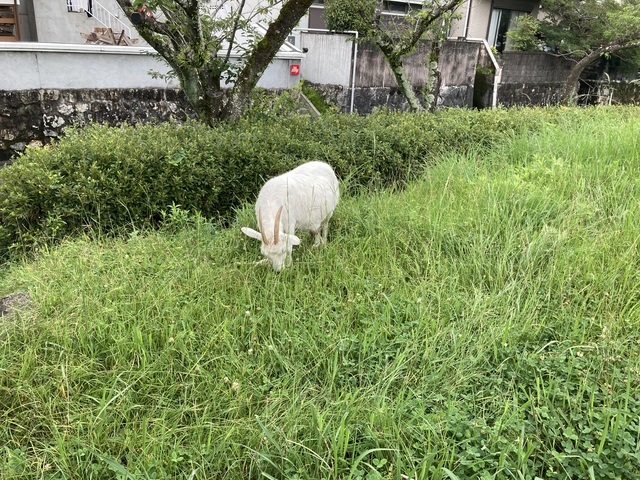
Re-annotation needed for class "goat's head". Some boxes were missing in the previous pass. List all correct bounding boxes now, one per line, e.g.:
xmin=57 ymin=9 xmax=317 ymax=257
xmin=241 ymin=206 xmax=300 ymax=272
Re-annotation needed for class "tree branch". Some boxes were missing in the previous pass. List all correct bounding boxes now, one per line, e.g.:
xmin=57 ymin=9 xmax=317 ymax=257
xmin=225 ymin=0 xmax=315 ymax=120
xmin=224 ymin=0 xmax=248 ymax=64
xmin=406 ymin=0 xmax=463 ymax=51
xmin=562 ymin=34 xmax=640 ymax=103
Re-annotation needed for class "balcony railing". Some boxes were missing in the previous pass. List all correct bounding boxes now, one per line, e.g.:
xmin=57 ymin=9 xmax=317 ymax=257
xmin=74 ymin=0 xmax=134 ymax=38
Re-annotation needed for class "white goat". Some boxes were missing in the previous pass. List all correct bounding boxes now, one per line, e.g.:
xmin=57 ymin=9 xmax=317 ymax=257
xmin=241 ymin=161 xmax=339 ymax=272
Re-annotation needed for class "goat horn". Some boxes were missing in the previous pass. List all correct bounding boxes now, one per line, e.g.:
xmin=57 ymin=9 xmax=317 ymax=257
xmin=273 ymin=206 xmax=284 ymax=245
xmin=258 ymin=209 xmax=269 ymax=244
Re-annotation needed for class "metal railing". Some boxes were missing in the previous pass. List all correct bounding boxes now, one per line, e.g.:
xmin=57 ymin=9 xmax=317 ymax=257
xmin=87 ymin=0 xmax=134 ymax=40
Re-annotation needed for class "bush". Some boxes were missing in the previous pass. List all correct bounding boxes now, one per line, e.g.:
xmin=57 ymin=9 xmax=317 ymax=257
xmin=0 ymin=106 xmax=621 ymax=259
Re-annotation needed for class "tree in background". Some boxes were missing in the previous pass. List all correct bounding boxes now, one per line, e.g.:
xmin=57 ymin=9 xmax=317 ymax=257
xmin=115 ymin=0 xmax=314 ymax=124
xmin=506 ymin=0 xmax=640 ymax=104
xmin=324 ymin=0 xmax=464 ymax=111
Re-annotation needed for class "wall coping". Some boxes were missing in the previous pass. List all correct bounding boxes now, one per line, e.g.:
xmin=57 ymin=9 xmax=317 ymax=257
xmin=0 ymin=41 xmax=304 ymax=60
xmin=0 ymin=42 xmax=154 ymax=55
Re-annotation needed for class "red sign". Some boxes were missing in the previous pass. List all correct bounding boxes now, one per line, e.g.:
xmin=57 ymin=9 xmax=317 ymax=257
xmin=290 ymin=64 xmax=300 ymax=76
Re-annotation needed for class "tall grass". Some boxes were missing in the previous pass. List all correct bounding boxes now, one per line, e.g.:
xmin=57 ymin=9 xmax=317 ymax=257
xmin=1 ymin=108 xmax=640 ymax=479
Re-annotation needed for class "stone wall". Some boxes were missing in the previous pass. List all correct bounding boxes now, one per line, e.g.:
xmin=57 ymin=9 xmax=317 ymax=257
xmin=2 ymin=46 xmax=638 ymax=162
xmin=581 ymin=81 xmax=640 ymax=106
xmin=496 ymin=52 xmax=574 ymax=107
xmin=0 ymin=88 xmax=193 ymax=163
xmin=438 ymin=41 xmax=482 ymax=108
xmin=308 ymin=84 xmax=431 ymax=115
xmin=1 ymin=82 xmax=437 ymax=161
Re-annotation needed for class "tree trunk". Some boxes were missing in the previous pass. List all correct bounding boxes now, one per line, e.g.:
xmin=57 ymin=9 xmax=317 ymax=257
xmin=426 ymin=42 xmax=441 ymax=112
xmin=369 ymin=0 xmax=463 ymax=112
xmin=375 ymin=36 xmax=424 ymax=111
xmin=561 ymin=37 xmax=640 ymax=105
xmin=221 ymin=0 xmax=315 ymax=121
xmin=116 ymin=0 xmax=315 ymax=124
xmin=389 ymin=58 xmax=424 ymax=112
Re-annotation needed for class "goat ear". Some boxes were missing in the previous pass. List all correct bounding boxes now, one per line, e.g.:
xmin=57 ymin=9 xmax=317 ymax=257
xmin=241 ymin=227 xmax=263 ymax=241
xmin=289 ymin=234 xmax=301 ymax=246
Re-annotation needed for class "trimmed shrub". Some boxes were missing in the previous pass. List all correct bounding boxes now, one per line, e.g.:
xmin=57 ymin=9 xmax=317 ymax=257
xmin=0 ymin=106 xmax=631 ymax=259
xmin=0 ymin=122 xmax=281 ymax=254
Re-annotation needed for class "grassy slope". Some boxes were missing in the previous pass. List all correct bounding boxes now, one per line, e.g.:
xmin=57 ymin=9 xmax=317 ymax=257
xmin=1 ymin=108 xmax=640 ymax=479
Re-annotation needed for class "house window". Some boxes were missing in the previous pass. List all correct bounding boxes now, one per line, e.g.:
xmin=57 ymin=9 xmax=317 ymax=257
xmin=383 ymin=1 xmax=422 ymax=14
xmin=309 ymin=2 xmax=325 ymax=29
xmin=0 ymin=4 xmax=19 ymax=41
xmin=308 ymin=0 xmax=422 ymax=30
xmin=384 ymin=1 xmax=408 ymax=13
xmin=67 ymin=0 xmax=83 ymax=12
xmin=488 ymin=8 xmax=526 ymax=52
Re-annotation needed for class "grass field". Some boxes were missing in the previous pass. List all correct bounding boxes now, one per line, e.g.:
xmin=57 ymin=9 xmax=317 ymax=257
xmin=1 ymin=108 xmax=640 ymax=479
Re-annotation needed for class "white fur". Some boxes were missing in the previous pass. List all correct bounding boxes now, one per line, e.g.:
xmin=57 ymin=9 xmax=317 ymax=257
xmin=241 ymin=161 xmax=339 ymax=272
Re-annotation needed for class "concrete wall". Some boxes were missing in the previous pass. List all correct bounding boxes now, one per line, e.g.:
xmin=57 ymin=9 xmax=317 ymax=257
xmin=0 ymin=44 xmax=177 ymax=89
xmin=438 ymin=40 xmax=482 ymax=107
xmin=297 ymin=35 xmax=481 ymax=112
xmin=299 ymin=32 xmax=353 ymax=87
xmin=497 ymin=51 xmax=574 ymax=107
xmin=0 ymin=43 xmax=299 ymax=90
xmin=301 ymin=36 xmax=480 ymax=106
xmin=316 ymin=39 xmax=482 ymax=110
xmin=500 ymin=51 xmax=573 ymax=84
xmin=354 ymin=41 xmax=434 ymax=88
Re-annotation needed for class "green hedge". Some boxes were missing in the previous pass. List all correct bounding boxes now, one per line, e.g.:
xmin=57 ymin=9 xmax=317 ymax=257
xmin=0 ymin=106 xmax=623 ymax=259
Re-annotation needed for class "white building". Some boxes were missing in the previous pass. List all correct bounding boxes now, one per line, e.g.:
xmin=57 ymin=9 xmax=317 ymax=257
xmin=2 ymin=0 xmax=541 ymax=51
